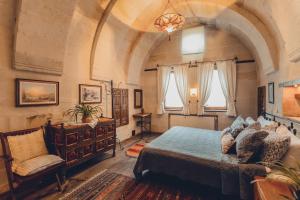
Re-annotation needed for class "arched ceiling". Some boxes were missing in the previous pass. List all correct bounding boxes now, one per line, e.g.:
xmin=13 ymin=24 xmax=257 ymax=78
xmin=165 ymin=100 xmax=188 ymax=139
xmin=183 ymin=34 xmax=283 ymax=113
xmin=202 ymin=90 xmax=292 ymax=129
xmin=91 ymin=0 xmax=281 ymax=85
xmin=15 ymin=0 xmax=299 ymax=85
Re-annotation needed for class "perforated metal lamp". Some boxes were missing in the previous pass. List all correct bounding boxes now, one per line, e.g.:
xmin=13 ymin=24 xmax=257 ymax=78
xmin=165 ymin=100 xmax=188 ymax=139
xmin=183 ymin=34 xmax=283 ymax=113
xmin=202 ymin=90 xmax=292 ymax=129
xmin=154 ymin=0 xmax=185 ymax=39
xmin=154 ymin=13 xmax=185 ymax=33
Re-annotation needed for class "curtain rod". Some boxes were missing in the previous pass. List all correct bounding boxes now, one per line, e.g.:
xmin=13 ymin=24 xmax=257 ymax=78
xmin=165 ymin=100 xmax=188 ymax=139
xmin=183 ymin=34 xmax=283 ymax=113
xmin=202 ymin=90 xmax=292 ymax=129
xmin=144 ymin=57 xmax=255 ymax=72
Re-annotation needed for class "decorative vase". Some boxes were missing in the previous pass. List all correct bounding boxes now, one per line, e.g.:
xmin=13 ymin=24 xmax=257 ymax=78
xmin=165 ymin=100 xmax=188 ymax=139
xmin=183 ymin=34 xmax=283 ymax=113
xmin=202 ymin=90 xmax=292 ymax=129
xmin=82 ymin=116 xmax=92 ymax=123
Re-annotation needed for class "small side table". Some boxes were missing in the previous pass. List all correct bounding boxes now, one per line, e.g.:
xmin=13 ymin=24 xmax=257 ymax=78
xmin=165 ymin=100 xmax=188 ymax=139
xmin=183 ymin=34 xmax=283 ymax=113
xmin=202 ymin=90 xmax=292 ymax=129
xmin=133 ymin=113 xmax=152 ymax=139
xmin=253 ymin=176 xmax=295 ymax=200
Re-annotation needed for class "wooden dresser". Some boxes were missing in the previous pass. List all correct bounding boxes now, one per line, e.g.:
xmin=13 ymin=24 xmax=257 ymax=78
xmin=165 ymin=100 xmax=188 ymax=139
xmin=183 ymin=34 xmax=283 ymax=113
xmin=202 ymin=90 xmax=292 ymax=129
xmin=254 ymin=176 xmax=295 ymax=200
xmin=48 ymin=118 xmax=116 ymax=169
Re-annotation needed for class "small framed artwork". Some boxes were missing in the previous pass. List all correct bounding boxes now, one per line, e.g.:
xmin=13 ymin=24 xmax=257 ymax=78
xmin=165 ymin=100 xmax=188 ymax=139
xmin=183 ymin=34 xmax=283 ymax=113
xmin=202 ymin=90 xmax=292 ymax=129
xmin=268 ymin=82 xmax=274 ymax=104
xmin=16 ymin=79 xmax=59 ymax=107
xmin=79 ymin=84 xmax=102 ymax=104
xmin=134 ymin=89 xmax=143 ymax=109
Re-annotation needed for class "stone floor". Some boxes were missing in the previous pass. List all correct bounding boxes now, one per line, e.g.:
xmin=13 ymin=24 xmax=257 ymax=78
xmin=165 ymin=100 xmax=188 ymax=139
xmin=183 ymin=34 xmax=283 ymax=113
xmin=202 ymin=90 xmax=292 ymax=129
xmin=25 ymin=134 xmax=153 ymax=200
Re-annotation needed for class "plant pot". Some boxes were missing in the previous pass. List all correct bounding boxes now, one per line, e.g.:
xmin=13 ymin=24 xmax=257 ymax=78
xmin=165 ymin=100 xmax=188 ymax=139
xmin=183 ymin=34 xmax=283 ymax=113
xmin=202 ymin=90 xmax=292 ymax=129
xmin=82 ymin=116 xmax=92 ymax=123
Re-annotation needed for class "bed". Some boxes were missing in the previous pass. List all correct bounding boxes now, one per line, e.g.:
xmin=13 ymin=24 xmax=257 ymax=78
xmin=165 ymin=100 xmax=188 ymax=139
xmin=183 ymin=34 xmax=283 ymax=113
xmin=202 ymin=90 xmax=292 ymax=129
xmin=133 ymin=126 xmax=266 ymax=200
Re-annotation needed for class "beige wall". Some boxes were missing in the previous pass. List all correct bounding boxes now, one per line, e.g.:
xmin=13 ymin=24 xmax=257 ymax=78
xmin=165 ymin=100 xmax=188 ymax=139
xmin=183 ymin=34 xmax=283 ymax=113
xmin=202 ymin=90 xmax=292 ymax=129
xmin=142 ymin=27 xmax=258 ymax=132
xmin=0 ymin=0 xmax=140 ymax=192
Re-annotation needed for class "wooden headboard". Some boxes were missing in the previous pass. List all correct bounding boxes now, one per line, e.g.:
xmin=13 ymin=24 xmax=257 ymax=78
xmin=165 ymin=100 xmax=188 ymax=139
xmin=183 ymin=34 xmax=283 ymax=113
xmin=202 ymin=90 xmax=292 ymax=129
xmin=168 ymin=113 xmax=219 ymax=130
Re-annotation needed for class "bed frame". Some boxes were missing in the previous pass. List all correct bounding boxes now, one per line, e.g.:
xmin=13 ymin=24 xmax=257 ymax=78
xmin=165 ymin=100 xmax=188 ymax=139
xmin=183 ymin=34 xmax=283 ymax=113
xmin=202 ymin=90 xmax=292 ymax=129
xmin=263 ymin=112 xmax=298 ymax=135
xmin=168 ymin=113 xmax=219 ymax=130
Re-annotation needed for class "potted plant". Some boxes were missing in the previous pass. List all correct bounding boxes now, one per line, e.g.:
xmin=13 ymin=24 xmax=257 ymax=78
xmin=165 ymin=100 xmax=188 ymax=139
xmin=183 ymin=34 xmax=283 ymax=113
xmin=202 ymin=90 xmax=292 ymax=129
xmin=65 ymin=104 xmax=102 ymax=123
xmin=259 ymin=161 xmax=300 ymax=200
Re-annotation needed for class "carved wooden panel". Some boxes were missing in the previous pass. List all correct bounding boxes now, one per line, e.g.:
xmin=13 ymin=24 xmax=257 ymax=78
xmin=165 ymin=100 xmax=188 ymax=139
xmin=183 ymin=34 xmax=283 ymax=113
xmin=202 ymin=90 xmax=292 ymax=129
xmin=113 ymin=88 xmax=129 ymax=127
xmin=113 ymin=89 xmax=121 ymax=127
xmin=121 ymin=89 xmax=129 ymax=126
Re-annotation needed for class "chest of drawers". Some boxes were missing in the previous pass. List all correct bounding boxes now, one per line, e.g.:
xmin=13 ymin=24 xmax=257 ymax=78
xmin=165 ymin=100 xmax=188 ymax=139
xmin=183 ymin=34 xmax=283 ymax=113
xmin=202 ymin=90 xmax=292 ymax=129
xmin=47 ymin=118 xmax=116 ymax=169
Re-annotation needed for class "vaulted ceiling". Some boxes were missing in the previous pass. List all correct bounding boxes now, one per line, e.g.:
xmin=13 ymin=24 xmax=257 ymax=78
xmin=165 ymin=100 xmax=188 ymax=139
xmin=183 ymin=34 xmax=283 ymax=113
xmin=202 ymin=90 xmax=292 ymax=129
xmin=14 ymin=0 xmax=300 ymax=84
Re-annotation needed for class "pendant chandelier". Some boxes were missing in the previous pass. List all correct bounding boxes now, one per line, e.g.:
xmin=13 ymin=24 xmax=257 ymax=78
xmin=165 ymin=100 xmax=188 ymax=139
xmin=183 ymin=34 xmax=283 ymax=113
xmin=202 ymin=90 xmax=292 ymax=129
xmin=154 ymin=0 xmax=185 ymax=34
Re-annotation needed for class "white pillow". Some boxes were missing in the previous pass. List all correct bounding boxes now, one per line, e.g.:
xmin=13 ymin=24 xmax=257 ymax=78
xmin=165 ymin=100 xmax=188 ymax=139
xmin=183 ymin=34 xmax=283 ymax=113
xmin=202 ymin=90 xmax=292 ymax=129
xmin=279 ymin=125 xmax=300 ymax=168
xmin=257 ymin=116 xmax=278 ymax=131
xmin=245 ymin=117 xmax=256 ymax=125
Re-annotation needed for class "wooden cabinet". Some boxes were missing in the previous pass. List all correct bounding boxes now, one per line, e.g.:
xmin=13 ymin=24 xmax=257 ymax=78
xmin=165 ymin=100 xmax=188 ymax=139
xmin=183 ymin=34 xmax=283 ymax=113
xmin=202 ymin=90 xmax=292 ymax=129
xmin=48 ymin=118 xmax=116 ymax=169
xmin=113 ymin=88 xmax=129 ymax=127
xmin=254 ymin=176 xmax=295 ymax=200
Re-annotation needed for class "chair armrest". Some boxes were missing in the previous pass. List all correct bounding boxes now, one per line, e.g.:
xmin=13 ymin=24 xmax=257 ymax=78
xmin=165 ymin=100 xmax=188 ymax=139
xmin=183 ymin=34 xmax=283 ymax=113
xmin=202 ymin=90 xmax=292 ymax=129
xmin=1 ymin=155 xmax=13 ymax=162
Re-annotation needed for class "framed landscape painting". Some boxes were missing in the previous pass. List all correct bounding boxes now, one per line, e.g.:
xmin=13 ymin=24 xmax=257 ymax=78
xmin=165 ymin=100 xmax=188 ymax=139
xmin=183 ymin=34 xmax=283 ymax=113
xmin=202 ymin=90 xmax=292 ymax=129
xmin=16 ymin=79 xmax=59 ymax=107
xmin=79 ymin=84 xmax=102 ymax=104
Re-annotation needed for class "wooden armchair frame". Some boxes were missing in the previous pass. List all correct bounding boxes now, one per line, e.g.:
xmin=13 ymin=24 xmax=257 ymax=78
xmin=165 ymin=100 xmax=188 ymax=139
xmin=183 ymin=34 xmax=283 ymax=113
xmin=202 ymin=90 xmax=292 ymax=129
xmin=0 ymin=127 xmax=65 ymax=199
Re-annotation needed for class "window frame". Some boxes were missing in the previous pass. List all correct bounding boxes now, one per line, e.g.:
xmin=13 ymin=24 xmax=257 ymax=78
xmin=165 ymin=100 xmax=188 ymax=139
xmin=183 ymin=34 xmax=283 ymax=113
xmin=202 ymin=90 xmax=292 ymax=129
xmin=204 ymin=69 xmax=227 ymax=112
xmin=181 ymin=26 xmax=205 ymax=55
xmin=164 ymin=72 xmax=184 ymax=111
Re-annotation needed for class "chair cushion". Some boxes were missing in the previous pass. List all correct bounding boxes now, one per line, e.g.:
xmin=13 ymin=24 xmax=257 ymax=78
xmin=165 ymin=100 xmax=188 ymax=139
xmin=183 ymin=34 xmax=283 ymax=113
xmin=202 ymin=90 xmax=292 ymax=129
xmin=7 ymin=129 xmax=49 ymax=171
xmin=13 ymin=154 xmax=64 ymax=176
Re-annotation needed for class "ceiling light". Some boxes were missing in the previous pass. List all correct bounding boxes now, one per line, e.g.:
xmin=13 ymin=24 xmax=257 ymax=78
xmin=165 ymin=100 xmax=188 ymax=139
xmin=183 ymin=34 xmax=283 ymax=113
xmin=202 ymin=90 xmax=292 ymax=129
xmin=154 ymin=0 xmax=185 ymax=36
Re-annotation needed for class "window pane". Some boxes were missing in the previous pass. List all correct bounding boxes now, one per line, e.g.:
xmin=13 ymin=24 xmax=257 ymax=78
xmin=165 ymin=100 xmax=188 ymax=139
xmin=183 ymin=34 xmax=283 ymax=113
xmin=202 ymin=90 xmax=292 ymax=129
xmin=181 ymin=26 xmax=205 ymax=55
xmin=204 ymin=70 xmax=226 ymax=108
xmin=165 ymin=73 xmax=183 ymax=108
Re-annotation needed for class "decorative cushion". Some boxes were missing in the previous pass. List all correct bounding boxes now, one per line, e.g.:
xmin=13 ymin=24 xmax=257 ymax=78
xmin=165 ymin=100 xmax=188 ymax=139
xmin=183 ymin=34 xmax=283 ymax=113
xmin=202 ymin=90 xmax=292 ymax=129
xmin=260 ymin=132 xmax=291 ymax=166
xmin=13 ymin=154 xmax=64 ymax=176
xmin=7 ymin=129 xmax=49 ymax=171
xmin=235 ymin=129 xmax=269 ymax=163
xmin=279 ymin=126 xmax=300 ymax=168
xmin=245 ymin=117 xmax=256 ymax=126
xmin=246 ymin=122 xmax=261 ymax=130
xmin=276 ymin=125 xmax=291 ymax=136
xmin=230 ymin=116 xmax=246 ymax=138
xmin=257 ymin=116 xmax=278 ymax=131
xmin=221 ymin=127 xmax=231 ymax=137
xmin=221 ymin=132 xmax=235 ymax=154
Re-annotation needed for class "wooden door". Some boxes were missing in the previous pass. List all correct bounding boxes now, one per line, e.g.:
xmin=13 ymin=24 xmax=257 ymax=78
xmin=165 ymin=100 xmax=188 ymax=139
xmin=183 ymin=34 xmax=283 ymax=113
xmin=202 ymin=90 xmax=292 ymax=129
xmin=257 ymin=86 xmax=266 ymax=116
xmin=120 ymin=89 xmax=129 ymax=126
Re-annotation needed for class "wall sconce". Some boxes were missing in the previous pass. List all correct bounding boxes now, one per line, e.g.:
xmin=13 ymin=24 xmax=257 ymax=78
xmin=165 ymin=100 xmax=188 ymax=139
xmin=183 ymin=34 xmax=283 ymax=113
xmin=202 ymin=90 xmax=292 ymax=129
xmin=190 ymin=88 xmax=197 ymax=97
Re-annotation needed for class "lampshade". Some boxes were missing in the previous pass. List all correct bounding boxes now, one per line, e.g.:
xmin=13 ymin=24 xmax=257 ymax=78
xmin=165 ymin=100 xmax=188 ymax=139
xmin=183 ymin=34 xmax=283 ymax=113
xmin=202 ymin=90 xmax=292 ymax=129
xmin=154 ymin=13 xmax=185 ymax=33
xmin=190 ymin=88 xmax=198 ymax=97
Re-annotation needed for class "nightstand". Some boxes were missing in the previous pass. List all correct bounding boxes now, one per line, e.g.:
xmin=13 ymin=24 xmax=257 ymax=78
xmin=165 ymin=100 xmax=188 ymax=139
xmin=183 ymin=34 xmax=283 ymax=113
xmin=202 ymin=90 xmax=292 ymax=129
xmin=254 ymin=176 xmax=295 ymax=200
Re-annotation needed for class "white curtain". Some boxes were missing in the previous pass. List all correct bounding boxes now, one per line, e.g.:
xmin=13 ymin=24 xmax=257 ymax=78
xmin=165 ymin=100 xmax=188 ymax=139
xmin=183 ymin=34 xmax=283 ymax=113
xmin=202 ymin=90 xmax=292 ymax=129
xmin=157 ymin=67 xmax=172 ymax=114
xmin=173 ymin=65 xmax=189 ymax=115
xmin=217 ymin=60 xmax=237 ymax=117
xmin=197 ymin=62 xmax=214 ymax=115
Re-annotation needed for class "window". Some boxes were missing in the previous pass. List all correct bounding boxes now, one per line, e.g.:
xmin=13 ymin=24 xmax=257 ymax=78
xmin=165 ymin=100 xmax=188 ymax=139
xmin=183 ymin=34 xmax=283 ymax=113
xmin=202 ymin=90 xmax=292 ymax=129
xmin=165 ymin=72 xmax=183 ymax=109
xmin=181 ymin=26 xmax=205 ymax=55
xmin=204 ymin=70 xmax=227 ymax=110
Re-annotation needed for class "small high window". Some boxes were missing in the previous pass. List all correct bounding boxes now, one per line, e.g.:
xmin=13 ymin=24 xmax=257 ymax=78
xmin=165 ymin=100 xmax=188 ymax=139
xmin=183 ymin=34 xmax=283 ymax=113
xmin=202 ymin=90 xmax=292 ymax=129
xmin=165 ymin=72 xmax=183 ymax=109
xmin=181 ymin=26 xmax=205 ymax=55
xmin=204 ymin=70 xmax=227 ymax=110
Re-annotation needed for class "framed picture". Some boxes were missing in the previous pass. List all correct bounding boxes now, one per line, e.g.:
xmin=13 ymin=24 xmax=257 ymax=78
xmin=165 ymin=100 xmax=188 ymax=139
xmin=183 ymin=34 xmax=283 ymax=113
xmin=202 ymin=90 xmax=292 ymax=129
xmin=134 ymin=89 xmax=143 ymax=109
xmin=79 ymin=84 xmax=102 ymax=104
xmin=16 ymin=79 xmax=59 ymax=107
xmin=268 ymin=82 xmax=274 ymax=104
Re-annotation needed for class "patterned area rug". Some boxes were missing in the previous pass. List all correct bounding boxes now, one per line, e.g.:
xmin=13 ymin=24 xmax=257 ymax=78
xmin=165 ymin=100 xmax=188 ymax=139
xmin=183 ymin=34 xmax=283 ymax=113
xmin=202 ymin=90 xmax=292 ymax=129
xmin=125 ymin=143 xmax=145 ymax=158
xmin=60 ymin=170 xmax=230 ymax=200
